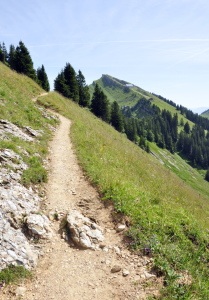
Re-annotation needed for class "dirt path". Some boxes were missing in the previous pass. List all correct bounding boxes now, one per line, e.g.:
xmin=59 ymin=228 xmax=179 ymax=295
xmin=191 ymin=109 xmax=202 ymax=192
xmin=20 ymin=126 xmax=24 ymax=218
xmin=3 ymin=111 xmax=160 ymax=299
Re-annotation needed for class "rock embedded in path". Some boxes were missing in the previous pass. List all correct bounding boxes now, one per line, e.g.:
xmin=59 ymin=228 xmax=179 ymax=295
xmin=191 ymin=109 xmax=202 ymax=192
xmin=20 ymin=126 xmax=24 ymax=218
xmin=122 ymin=269 xmax=130 ymax=276
xmin=26 ymin=213 xmax=53 ymax=239
xmin=65 ymin=210 xmax=104 ymax=249
xmin=15 ymin=286 xmax=27 ymax=296
xmin=111 ymin=265 xmax=122 ymax=273
xmin=116 ymin=224 xmax=126 ymax=232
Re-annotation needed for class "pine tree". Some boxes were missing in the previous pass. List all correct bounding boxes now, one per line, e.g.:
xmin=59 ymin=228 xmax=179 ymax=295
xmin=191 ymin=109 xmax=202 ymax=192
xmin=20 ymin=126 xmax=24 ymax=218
xmin=184 ymin=121 xmax=190 ymax=134
xmin=0 ymin=43 xmax=4 ymax=62
xmin=8 ymin=44 xmax=16 ymax=69
xmin=76 ymin=70 xmax=90 ymax=107
xmin=91 ymin=83 xmax=110 ymax=122
xmin=14 ymin=41 xmax=37 ymax=80
xmin=0 ymin=42 xmax=8 ymax=63
xmin=37 ymin=65 xmax=50 ymax=91
xmin=110 ymin=101 xmax=123 ymax=132
xmin=2 ymin=42 xmax=8 ymax=63
xmin=54 ymin=71 xmax=66 ymax=94
xmin=63 ymin=63 xmax=79 ymax=102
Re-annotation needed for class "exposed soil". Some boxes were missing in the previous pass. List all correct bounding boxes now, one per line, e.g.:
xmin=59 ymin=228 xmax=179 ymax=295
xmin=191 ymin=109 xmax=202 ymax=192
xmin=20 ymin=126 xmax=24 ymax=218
xmin=2 ymin=110 xmax=161 ymax=299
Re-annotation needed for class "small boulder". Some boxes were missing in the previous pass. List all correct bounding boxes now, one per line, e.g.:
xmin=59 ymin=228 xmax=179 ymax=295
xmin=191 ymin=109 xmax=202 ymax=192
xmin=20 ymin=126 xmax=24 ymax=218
xmin=66 ymin=210 xmax=104 ymax=249
xmin=122 ymin=269 xmax=130 ymax=276
xmin=15 ymin=286 xmax=26 ymax=296
xmin=111 ymin=265 xmax=122 ymax=273
xmin=26 ymin=213 xmax=53 ymax=239
xmin=116 ymin=224 xmax=126 ymax=232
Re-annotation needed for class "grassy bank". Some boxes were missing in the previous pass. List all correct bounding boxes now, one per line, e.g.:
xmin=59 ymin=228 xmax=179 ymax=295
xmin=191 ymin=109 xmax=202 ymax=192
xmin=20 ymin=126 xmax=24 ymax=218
xmin=0 ymin=62 xmax=58 ymax=185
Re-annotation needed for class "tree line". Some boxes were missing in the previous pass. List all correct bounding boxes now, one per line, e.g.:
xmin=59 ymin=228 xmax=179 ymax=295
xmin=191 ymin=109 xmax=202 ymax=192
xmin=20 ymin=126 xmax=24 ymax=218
xmin=0 ymin=41 xmax=50 ymax=91
xmin=152 ymin=92 xmax=209 ymax=130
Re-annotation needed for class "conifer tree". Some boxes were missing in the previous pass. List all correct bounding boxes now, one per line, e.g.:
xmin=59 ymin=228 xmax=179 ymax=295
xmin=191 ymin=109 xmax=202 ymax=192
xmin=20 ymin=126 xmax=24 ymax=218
xmin=184 ymin=121 xmax=190 ymax=134
xmin=37 ymin=65 xmax=50 ymax=91
xmin=54 ymin=71 xmax=66 ymax=94
xmin=76 ymin=70 xmax=90 ymax=107
xmin=91 ymin=83 xmax=110 ymax=122
xmin=63 ymin=63 xmax=79 ymax=102
xmin=0 ymin=42 xmax=8 ymax=63
xmin=110 ymin=101 xmax=123 ymax=132
xmin=8 ymin=44 xmax=16 ymax=69
xmin=14 ymin=41 xmax=37 ymax=80
xmin=0 ymin=44 xmax=4 ymax=62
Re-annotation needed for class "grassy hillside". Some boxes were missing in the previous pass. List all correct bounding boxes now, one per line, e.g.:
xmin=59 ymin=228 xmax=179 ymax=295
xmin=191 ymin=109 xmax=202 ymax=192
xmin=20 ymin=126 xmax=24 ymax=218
xmin=38 ymin=91 xmax=209 ymax=299
xmin=0 ymin=62 xmax=58 ymax=185
xmin=90 ymin=74 xmax=194 ymax=127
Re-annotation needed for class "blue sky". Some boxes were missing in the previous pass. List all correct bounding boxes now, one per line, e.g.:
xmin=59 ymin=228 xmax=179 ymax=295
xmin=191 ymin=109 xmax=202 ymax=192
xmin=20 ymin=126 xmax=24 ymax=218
xmin=1 ymin=0 xmax=209 ymax=109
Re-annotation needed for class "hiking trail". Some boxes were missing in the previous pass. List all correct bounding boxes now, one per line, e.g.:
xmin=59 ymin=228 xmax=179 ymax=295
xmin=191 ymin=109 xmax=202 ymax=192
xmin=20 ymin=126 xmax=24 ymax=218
xmin=2 ymin=98 xmax=160 ymax=299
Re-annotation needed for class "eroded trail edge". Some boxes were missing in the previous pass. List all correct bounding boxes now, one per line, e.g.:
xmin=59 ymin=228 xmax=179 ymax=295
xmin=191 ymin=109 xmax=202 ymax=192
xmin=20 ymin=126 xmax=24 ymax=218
xmin=16 ymin=113 xmax=160 ymax=300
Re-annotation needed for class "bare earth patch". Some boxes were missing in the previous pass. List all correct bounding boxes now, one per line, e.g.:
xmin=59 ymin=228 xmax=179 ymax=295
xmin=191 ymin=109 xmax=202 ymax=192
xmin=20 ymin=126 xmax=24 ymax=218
xmin=2 ymin=113 xmax=161 ymax=299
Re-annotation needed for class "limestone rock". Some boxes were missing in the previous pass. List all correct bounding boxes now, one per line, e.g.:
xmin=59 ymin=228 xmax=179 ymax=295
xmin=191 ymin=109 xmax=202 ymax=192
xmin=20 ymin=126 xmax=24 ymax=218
xmin=66 ymin=210 xmax=104 ymax=249
xmin=26 ymin=213 xmax=53 ymax=239
xmin=0 ymin=119 xmax=34 ymax=141
xmin=0 ymin=148 xmax=44 ymax=271
xmin=24 ymin=126 xmax=43 ymax=137
xmin=122 ymin=269 xmax=130 ymax=276
xmin=15 ymin=286 xmax=26 ymax=296
xmin=116 ymin=224 xmax=126 ymax=232
xmin=0 ymin=211 xmax=38 ymax=270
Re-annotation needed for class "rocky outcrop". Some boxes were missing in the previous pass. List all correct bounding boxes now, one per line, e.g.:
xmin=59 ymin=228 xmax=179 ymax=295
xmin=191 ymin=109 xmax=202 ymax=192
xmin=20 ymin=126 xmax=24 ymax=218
xmin=0 ymin=147 xmax=52 ymax=270
xmin=0 ymin=211 xmax=39 ymax=270
xmin=64 ymin=210 xmax=104 ymax=249
xmin=0 ymin=120 xmax=34 ymax=141
xmin=0 ymin=149 xmax=39 ymax=224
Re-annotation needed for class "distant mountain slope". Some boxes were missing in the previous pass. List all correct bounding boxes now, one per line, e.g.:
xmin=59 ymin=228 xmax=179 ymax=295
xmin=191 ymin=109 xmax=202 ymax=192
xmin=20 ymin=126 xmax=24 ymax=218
xmin=89 ymin=74 xmax=193 ymax=124
xmin=201 ymin=108 xmax=209 ymax=119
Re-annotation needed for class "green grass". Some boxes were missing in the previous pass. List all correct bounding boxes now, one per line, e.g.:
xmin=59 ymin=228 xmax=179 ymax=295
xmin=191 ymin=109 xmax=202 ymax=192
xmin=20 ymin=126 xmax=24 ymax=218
xmin=150 ymin=143 xmax=209 ymax=199
xmin=38 ymin=91 xmax=209 ymax=299
xmin=0 ymin=266 xmax=32 ymax=284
